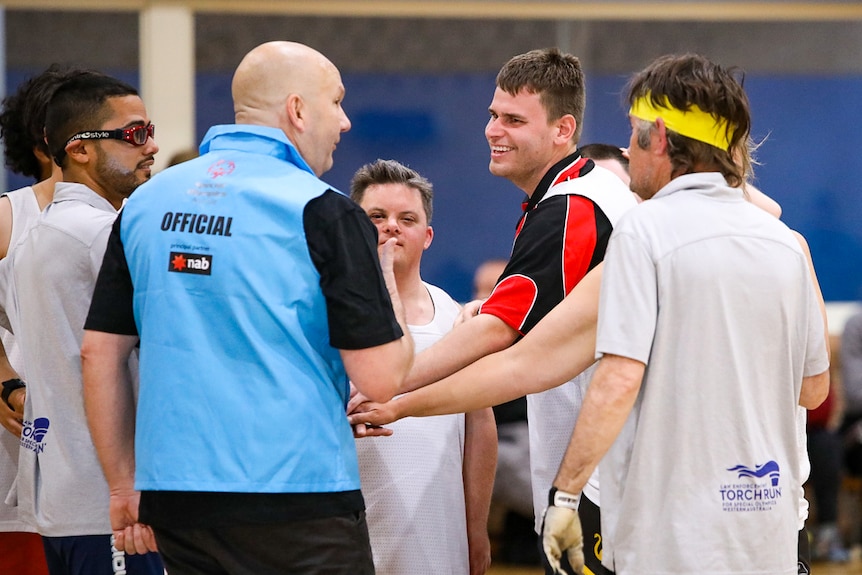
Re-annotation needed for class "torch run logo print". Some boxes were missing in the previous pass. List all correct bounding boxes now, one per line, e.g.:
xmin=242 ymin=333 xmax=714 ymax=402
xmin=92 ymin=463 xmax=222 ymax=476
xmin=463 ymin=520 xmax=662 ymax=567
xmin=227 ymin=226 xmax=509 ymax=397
xmin=727 ymin=461 xmax=780 ymax=486
xmin=719 ymin=460 xmax=782 ymax=512
xmin=21 ymin=417 xmax=50 ymax=454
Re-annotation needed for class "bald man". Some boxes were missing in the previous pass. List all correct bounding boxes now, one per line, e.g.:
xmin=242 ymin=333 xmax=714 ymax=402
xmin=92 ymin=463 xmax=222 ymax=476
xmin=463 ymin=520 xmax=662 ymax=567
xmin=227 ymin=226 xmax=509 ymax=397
xmin=81 ymin=41 xmax=413 ymax=574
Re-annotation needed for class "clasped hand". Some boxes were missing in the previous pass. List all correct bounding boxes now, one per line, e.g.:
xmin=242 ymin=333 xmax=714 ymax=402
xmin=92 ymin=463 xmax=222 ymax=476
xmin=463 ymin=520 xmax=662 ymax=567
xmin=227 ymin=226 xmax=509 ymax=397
xmin=347 ymin=382 xmax=398 ymax=438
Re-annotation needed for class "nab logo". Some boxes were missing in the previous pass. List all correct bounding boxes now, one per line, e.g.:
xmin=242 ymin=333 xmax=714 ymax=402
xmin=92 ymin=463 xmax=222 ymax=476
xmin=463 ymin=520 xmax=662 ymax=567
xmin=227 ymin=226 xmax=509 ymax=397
xmin=169 ymin=252 xmax=212 ymax=276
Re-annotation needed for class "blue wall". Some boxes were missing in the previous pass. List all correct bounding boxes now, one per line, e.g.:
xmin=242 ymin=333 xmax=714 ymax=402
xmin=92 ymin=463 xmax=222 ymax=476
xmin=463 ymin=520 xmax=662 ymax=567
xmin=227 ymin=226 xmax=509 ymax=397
xmin=9 ymin=70 xmax=862 ymax=302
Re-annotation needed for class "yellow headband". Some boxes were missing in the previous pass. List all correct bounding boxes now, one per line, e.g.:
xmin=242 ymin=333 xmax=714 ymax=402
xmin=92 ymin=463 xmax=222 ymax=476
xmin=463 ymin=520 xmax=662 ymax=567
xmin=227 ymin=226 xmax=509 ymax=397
xmin=629 ymin=94 xmax=732 ymax=151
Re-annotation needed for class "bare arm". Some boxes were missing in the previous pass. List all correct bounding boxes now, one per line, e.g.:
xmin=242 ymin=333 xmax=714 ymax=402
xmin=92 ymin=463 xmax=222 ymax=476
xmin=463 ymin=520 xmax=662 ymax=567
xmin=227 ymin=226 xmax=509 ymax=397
xmin=553 ymin=354 xmax=645 ymax=495
xmin=82 ymin=330 xmax=157 ymax=554
xmin=800 ymin=370 xmax=830 ymax=409
xmin=348 ymin=310 xmax=517 ymax=419
xmin=348 ymin=264 xmax=602 ymax=426
xmin=463 ymin=408 xmax=496 ymax=575
xmin=0 ymin=196 xmax=12 ymax=260
xmin=402 ymin=312 xmax=518 ymax=393
xmin=342 ymin=337 xmax=414 ymax=403
xmin=82 ymin=330 xmax=138 ymax=491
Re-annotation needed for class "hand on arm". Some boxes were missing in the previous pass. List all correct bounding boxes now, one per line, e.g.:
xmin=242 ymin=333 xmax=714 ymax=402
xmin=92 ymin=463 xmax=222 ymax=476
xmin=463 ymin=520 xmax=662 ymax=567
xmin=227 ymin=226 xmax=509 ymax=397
xmin=347 ymin=309 xmax=515 ymax=414
xmin=347 ymin=382 xmax=392 ymax=438
xmin=82 ymin=330 xmax=157 ymax=554
xmin=455 ymin=299 xmax=484 ymax=327
xmin=348 ymin=395 xmax=405 ymax=431
xmin=463 ymin=408 xmax=496 ymax=575
xmin=352 ymin=265 xmax=603 ymax=424
xmin=402 ymin=312 xmax=518 ymax=394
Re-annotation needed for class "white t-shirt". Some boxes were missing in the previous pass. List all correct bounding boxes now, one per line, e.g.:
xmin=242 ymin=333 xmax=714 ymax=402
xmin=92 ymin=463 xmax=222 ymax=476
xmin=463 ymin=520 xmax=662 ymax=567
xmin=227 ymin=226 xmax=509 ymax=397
xmin=595 ymin=173 xmax=828 ymax=575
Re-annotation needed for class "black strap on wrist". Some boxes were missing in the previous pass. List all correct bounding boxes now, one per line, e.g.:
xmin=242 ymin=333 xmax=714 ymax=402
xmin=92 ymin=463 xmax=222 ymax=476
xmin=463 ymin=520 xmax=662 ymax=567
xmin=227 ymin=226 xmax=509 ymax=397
xmin=1 ymin=378 xmax=26 ymax=409
xmin=549 ymin=486 xmax=561 ymax=507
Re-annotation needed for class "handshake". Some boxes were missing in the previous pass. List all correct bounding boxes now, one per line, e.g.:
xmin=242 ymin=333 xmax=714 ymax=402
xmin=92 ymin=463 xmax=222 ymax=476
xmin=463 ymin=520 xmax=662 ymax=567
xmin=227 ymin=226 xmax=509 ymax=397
xmin=541 ymin=487 xmax=585 ymax=575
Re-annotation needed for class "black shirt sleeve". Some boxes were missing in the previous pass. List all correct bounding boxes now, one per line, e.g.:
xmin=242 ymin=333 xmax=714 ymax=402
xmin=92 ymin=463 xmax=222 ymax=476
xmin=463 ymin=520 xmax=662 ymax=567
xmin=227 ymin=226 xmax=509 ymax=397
xmin=84 ymin=211 xmax=138 ymax=336
xmin=303 ymin=189 xmax=403 ymax=350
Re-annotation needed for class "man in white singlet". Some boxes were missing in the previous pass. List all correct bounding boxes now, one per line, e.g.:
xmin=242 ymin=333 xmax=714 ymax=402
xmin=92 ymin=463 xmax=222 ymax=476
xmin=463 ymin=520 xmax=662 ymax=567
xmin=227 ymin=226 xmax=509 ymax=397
xmin=350 ymin=159 xmax=497 ymax=575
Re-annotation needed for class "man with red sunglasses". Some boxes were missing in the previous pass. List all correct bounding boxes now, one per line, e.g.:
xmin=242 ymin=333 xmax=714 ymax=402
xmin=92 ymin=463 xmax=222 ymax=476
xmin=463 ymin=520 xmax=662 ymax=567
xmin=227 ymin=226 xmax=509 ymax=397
xmin=0 ymin=72 xmax=162 ymax=575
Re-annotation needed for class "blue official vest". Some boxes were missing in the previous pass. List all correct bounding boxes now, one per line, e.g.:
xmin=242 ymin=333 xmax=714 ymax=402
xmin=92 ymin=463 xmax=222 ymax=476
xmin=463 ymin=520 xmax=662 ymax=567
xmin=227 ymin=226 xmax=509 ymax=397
xmin=121 ymin=125 xmax=360 ymax=493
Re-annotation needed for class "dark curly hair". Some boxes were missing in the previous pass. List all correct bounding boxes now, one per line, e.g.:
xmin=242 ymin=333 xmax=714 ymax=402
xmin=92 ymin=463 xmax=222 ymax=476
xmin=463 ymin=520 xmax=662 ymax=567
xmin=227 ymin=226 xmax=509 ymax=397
xmin=0 ymin=64 xmax=91 ymax=181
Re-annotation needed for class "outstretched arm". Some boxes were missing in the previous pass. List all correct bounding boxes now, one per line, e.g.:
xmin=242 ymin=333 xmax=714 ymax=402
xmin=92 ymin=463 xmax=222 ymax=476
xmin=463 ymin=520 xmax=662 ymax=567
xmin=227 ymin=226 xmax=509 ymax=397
xmin=401 ymin=313 xmax=518 ymax=394
xmin=348 ymin=264 xmax=603 ymax=427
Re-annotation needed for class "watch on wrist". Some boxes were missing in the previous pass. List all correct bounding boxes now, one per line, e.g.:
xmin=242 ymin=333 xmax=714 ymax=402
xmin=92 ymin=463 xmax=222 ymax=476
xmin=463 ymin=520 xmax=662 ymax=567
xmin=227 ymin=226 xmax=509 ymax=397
xmin=1 ymin=378 xmax=26 ymax=409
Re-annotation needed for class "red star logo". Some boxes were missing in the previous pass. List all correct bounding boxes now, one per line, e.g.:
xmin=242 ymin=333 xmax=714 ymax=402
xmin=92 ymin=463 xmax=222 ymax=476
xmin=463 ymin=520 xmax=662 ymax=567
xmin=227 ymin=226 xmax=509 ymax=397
xmin=171 ymin=254 xmax=187 ymax=271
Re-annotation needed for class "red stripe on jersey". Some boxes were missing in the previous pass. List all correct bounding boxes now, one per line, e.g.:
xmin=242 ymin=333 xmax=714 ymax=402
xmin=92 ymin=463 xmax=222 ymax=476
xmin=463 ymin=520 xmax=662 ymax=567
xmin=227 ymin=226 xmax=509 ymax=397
xmin=479 ymin=274 xmax=538 ymax=335
xmin=515 ymin=215 xmax=526 ymax=237
xmin=563 ymin=196 xmax=598 ymax=294
xmin=552 ymin=156 xmax=589 ymax=187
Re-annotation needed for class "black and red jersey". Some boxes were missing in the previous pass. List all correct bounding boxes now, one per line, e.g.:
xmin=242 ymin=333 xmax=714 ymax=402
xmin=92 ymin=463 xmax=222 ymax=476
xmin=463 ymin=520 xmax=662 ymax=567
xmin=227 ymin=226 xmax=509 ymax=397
xmin=480 ymin=152 xmax=637 ymax=335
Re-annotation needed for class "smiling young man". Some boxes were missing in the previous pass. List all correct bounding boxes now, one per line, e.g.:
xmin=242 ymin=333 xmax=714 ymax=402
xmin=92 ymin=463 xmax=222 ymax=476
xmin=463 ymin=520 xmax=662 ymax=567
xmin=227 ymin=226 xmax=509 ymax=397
xmin=0 ymin=72 xmax=162 ymax=575
xmin=350 ymin=47 xmax=636 ymax=575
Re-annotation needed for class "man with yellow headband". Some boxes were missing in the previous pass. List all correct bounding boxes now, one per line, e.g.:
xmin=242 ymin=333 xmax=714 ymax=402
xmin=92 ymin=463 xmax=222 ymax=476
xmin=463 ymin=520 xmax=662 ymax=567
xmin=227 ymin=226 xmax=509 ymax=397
xmin=539 ymin=53 xmax=829 ymax=574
